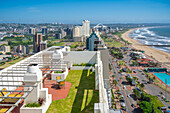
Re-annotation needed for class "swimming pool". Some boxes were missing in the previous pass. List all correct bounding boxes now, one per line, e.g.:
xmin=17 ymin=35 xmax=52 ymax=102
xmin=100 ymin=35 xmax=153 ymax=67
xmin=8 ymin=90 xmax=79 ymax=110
xmin=153 ymin=73 xmax=170 ymax=87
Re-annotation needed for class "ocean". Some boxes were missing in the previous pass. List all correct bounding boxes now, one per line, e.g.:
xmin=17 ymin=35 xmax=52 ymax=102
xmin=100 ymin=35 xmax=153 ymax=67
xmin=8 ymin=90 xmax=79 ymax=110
xmin=129 ymin=26 xmax=170 ymax=53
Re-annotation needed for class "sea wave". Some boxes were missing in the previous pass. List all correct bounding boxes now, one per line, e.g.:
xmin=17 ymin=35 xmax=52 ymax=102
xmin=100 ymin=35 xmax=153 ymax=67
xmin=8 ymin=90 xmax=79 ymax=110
xmin=130 ymin=27 xmax=170 ymax=53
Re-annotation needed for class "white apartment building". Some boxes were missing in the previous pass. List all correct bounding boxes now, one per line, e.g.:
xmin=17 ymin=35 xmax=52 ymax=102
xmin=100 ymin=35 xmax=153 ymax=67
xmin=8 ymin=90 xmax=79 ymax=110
xmin=0 ymin=46 xmax=10 ymax=53
xmin=73 ymin=20 xmax=90 ymax=42
xmin=29 ymin=28 xmax=36 ymax=35
xmin=82 ymin=20 xmax=90 ymax=37
xmin=0 ymin=46 xmax=110 ymax=113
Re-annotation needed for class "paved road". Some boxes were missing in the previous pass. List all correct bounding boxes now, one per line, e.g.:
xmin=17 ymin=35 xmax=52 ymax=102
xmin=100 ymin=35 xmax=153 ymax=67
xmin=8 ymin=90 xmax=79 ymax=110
xmin=110 ymin=57 xmax=133 ymax=113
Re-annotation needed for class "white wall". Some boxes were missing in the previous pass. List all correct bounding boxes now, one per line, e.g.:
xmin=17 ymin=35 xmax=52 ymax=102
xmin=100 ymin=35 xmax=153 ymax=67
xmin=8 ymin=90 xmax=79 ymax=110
xmin=64 ymin=51 xmax=97 ymax=64
xmin=94 ymin=51 xmax=109 ymax=113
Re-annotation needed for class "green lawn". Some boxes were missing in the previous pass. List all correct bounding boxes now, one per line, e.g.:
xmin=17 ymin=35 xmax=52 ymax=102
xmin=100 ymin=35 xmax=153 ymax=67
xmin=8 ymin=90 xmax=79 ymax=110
xmin=141 ymin=91 xmax=164 ymax=113
xmin=149 ymin=95 xmax=164 ymax=113
xmin=47 ymin=70 xmax=99 ymax=113
xmin=119 ymin=60 xmax=126 ymax=66
xmin=53 ymin=42 xmax=65 ymax=46
xmin=104 ymin=38 xmax=124 ymax=47
xmin=0 ymin=58 xmax=24 ymax=68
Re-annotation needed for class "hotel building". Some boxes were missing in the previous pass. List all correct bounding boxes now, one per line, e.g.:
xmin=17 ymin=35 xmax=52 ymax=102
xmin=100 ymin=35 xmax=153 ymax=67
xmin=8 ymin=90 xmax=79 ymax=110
xmin=0 ymin=46 xmax=111 ymax=113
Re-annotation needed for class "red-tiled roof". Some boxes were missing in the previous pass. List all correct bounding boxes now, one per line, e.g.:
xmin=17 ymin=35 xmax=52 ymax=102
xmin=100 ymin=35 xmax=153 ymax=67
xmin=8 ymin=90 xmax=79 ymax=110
xmin=139 ymin=62 xmax=148 ymax=64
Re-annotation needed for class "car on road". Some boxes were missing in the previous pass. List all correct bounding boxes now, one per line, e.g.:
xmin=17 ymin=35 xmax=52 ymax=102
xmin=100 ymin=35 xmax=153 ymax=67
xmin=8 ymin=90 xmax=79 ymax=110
xmin=117 ymin=92 xmax=122 ymax=95
xmin=127 ymin=94 xmax=130 ymax=98
xmin=133 ymin=70 xmax=136 ymax=73
xmin=131 ymin=104 xmax=135 ymax=108
xmin=142 ymin=73 xmax=145 ymax=75
xmin=121 ymin=102 xmax=126 ymax=107
xmin=120 ymin=95 xmax=124 ymax=98
xmin=123 ymin=86 xmax=126 ymax=89
xmin=120 ymin=99 xmax=125 ymax=102
xmin=121 ymin=106 xmax=126 ymax=111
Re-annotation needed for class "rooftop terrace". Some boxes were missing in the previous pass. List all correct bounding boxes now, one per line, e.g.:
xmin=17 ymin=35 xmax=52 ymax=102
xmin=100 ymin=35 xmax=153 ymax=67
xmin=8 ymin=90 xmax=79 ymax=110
xmin=47 ymin=70 xmax=99 ymax=113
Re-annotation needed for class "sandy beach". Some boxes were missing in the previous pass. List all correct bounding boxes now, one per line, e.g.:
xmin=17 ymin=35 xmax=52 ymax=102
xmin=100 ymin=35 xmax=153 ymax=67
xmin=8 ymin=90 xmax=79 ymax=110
xmin=122 ymin=28 xmax=170 ymax=68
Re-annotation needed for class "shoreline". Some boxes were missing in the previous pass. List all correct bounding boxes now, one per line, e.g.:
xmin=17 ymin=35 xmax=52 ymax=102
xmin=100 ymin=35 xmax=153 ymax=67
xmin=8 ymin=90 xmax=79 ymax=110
xmin=122 ymin=28 xmax=170 ymax=68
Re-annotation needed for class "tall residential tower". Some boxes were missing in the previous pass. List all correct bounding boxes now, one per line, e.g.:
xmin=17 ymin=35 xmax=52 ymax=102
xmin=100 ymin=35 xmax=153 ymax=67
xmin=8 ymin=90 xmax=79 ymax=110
xmin=33 ymin=33 xmax=43 ymax=53
xmin=73 ymin=20 xmax=90 ymax=42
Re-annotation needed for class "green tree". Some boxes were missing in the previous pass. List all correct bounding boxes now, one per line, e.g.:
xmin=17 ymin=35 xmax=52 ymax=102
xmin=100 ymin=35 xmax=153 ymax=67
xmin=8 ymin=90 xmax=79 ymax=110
xmin=126 ymin=77 xmax=132 ymax=85
xmin=140 ymin=83 xmax=145 ymax=90
xmin=133 ymin=77 xmax=138 ymax=81
xmin=149 ymin=77 xmax=153 ymax=83
xmin=8 ymin=57 xmax=12 ymax=61
xmin=113 ymin=80 xmax=118 ymax=88
xmin=112 ymin=75 xmax=115 ymax=78
xmin=133 ymin=89 xmax=141 ymax=99
xmin=139 ymin=101 xmax=153 ymax=113
xmin=6 ymin=52 xmax=12 ymax=55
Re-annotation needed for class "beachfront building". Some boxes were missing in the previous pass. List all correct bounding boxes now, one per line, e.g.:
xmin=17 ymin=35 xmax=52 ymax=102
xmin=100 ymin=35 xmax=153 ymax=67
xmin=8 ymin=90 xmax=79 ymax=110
xmin=130 ymin=51 xmax=146 ymax=59
xmin=0 ymin=46 xmax=110 ymax=113
xmin=86 ymin=31 xmax=106 ymax=51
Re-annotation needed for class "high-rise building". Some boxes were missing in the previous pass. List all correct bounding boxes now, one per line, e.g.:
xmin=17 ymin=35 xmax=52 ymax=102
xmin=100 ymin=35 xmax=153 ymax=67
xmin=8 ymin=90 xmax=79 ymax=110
xmin=86 ymin=31 xmax=106 ymax=51
xmin=65 ymin=28 xmax=73 ymax=36
xmin=0 ymin=46 xmax=10 ymax=53
xmin=13 ymin=45 xmax=29 ymax=54
xmin=40 ymin=41 xmax=47 ymax=51
xmin=55 ymin=33 xmax=62 ymax=39
xmin=82 ymin=20 xmax=90 ymax=37
xmin=61 ymin=29 xmax=67 ymax=38
xmin=33 ymin=33 xmax=43 ymax=53
xmin=55 ymin=28 xmax=67 ymax=39
xmin=13 ymin=46 xmax=18 ymax=53
xmin=42 ymin=27 xmax=48 ymax=35
xmin=28 ymin=28 xmax=36 ymax=35
xmin=73 ymin=20 xmax=90 ymax=42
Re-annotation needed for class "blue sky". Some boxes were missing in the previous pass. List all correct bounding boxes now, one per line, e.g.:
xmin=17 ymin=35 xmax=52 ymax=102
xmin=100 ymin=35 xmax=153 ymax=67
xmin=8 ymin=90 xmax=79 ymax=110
xmin=0 ymin=0 xmax=170 ymax=24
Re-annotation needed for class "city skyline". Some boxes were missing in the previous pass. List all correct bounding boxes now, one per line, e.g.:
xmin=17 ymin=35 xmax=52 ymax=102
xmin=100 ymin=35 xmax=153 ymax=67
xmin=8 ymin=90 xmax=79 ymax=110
xmin=0 ymin=0 xmax=170 ymax=24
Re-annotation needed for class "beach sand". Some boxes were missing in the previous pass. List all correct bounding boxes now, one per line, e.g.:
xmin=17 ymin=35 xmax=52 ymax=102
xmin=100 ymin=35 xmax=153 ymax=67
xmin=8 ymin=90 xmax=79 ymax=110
xmin=122 ymin=29 xmax=170 ymax=67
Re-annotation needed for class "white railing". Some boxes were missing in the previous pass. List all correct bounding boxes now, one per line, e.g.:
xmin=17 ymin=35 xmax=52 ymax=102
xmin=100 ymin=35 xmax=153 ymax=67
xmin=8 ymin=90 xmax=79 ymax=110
xmin=94 ymin=51 xmax=109 ymax=113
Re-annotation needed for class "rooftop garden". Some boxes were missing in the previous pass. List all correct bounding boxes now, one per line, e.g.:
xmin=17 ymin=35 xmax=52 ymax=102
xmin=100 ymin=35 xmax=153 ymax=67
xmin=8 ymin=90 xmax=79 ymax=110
xmin=54 ymin=71 xmax=64 ymax=73
xmin=47 ymin=70 xmax=99 ymax=113
xmin=72 ymin=63 xmax=95 ymax=66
